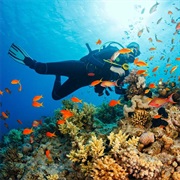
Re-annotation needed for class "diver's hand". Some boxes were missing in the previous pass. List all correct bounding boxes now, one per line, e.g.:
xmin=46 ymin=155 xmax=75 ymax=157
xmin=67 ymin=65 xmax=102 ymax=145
xmin=110 ymin=66 xmax=125 ymax=76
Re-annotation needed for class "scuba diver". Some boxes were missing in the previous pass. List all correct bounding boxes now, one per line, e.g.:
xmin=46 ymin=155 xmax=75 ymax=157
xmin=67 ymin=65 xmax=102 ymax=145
xmin=8 ymin=41 xmax=140 ymax=100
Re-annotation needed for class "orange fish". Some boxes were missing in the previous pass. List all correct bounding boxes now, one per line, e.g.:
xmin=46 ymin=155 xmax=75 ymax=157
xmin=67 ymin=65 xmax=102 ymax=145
xmin=144 ymin=89 xmax=150 ymax=94
xmin=32 ymin=120 xmax=42 ymax=127
xmin=57 ymin=119 xmax=66 ymax=125
xmin=176 ymin=22 xmax=180 ymax=31
xmin=134 ymin=60 xmax=148 ymax=67
xmin=176 ymin=57 xmax=180 ymax=61
xmin=1 ymin=112 xmax=8 ymax=119
xmin=136 ymin=69 xmax=146 ymax=75
xmin=149 ymin=93 xmax=175 ymax=108
xmin=134 ymin=58 xmax=139 ymax=64
xmin=149 ymin=47 xmax=156 ymax=51
xmin=90 ymin=79 xmax=102 ymax=86
xmin=11 ymin=79 xmax=20 ymax=84
xmin=45 ymin=149 xmax=52 ymax=161
xmin=60 ymin=109 xmax=74 ymax=119
xmin=152 ymin=66 xmax=159 ymax=72
xmin=46 ymin=132 xmax=56 ymax=137
xmin=119 ymin=48 xmax=133 ymax=54
xmin=142 ymin=73 xmax=148 ymax=77
xmin=96 ymin=39 xmax=102 ymax=45
xmin=168 ymin=11 xmax=173 ymax=15
xmin=0 ymin=90 xmax=3 ymax=95
xmin=170 ymin=65 xmax=178 ymax=74
xmin=100 ymin=80 xmax=117 ymax=87
xmin=23 ymin=128 xmax=33 ymax=135
xmin=166 ymin=64 xmax=171 ymax=67
xmin=71 ymin=97 xmax=82 ymax=103
xmin=33 ymin=95 xmax=43 ymax=102
xmin=17 ymin=119 xmax=23 ymax=124
xmin=109 ymin=99 xmax=122 ymax=107
xmin=32 ymin=101 xmax=43 ymax=107
xmin=153 ymin=114 xmax=162 ymax=119
xmin=149 ymin=83 xmax=156 ymax=89
xmin=137 ymin=28 xmax=144 ymax=37
xmin=5 ymin=88 xmax=11 ymax=94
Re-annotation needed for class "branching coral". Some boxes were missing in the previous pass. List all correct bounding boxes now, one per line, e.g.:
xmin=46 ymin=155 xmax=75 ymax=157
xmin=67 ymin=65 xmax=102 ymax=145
xmin=67 ymin=141 xmax=90 ymax=163
xmin=58 ymin=102 xmax=96 ymax=137
xmin=67 ymin=134 xmax=104 ymax=163
xmin=46 ymin=174 xmax=59 ymax=180
xmin=91 ymin=155 xmax=128 ymax=180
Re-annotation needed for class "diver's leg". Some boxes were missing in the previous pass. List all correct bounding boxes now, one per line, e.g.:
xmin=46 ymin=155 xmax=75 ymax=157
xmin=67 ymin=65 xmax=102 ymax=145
xmin=52 ymin=77 xmax=89 ymax=100
xmin=24 ymin=58 xmax=87 ymax=76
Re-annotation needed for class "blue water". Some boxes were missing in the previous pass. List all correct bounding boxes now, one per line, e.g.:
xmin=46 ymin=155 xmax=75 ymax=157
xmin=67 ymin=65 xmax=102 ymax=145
xmin=0 ymin=0 xmax=180 ymax=137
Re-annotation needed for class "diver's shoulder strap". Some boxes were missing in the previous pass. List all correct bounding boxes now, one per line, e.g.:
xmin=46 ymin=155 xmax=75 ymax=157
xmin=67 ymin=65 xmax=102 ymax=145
xmin=85 ymin=43 xmax=92 ymax=53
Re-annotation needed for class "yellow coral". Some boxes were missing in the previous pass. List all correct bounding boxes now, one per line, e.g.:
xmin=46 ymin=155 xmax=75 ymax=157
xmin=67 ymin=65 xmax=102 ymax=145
xmin=162 ymin=135 xmax=174 ymax=149
xmin=46 ymin=174 xmax=59 ymax=180
xmin=67 ymin=141 xmax=90 ymax=163
xmin=107 ymin=130 xmax=128 ymax=154
xmin=89 ymin=135 xmax=105 ymax=159
xmin=91 ymin=155 xmax=128 ymax=180
xmin=126 ymin=136 xmax=140 ymax=147
xmin=172 ymin=172 xmax=180 ymax=180
xmin=58 ymin=120 xmax=80 ymax=137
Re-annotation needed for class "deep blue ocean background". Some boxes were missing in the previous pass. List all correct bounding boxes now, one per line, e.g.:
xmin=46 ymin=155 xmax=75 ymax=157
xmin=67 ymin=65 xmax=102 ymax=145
xmin=0 ymin=0 xmax=180 ymax=138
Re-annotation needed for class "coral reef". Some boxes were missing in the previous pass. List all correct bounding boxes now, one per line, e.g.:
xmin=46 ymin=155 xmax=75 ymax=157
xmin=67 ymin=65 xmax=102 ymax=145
xmin=123 ymin=95 xmax=151 ymax=118
xmin=0 ymin=95 xmax=180 ymax=180
xmin=123 ymin=70 xmax=146 ymax=99
xmin=91 ymin=155 xmax=128 ymax=180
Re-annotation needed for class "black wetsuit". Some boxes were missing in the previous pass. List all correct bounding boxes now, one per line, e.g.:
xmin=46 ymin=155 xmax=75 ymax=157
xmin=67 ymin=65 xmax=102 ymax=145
xmin=24 ymin=45 xmax=130 ymax=100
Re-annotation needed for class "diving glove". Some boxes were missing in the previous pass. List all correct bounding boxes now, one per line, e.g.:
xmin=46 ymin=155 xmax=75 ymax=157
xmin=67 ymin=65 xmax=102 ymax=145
xmin=110 ymin=66 xmax=125 ymax=76
xmin=8 ymin=43 xmax=31 ymax=65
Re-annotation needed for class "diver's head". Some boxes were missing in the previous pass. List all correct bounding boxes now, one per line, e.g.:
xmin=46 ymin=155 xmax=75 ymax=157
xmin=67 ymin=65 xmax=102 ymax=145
xmin=118 ymin=42 xmax=141 ymax=63
xmin=127 ymin=42 xmax=140 ymax=57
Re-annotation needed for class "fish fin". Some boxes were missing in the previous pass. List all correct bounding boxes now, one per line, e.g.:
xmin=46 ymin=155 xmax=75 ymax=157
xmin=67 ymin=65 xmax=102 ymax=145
xmin=168 ymin=93 xmax=176 ymax=104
